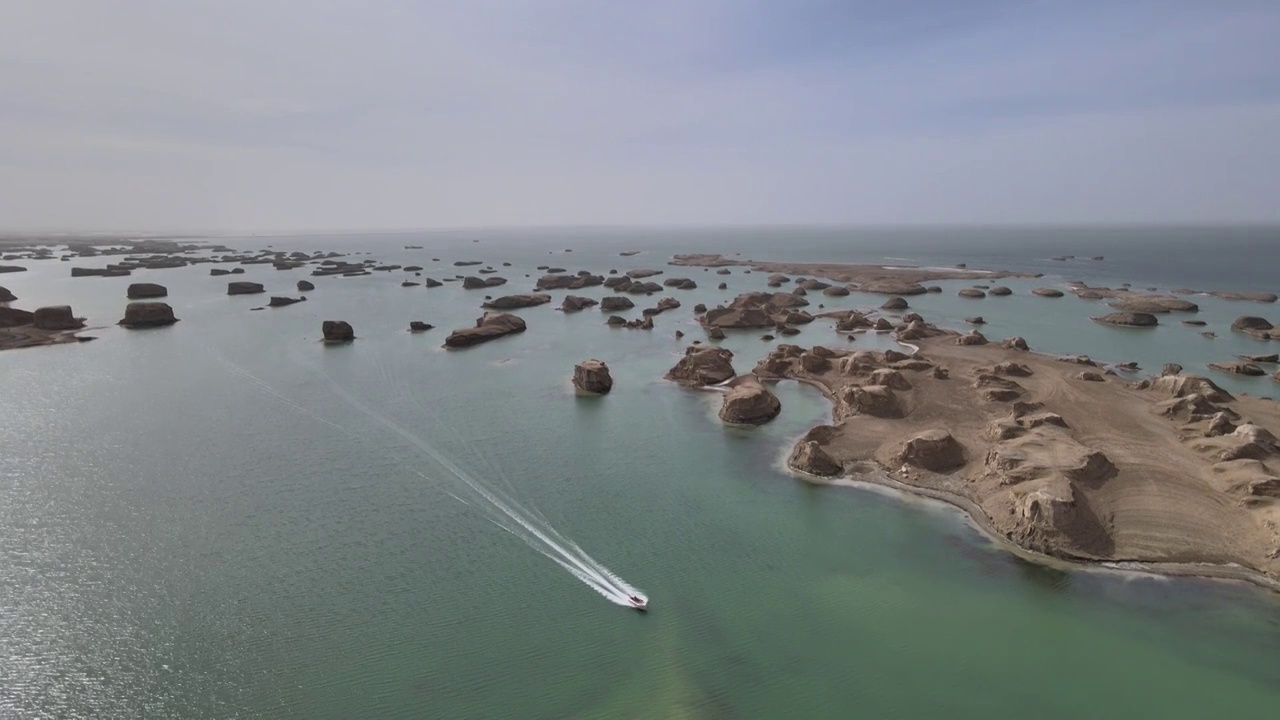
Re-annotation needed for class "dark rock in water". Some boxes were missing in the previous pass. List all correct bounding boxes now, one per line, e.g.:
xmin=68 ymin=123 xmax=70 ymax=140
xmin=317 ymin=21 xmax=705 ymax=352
xmin=0 ymin=306 xmax=34 ymax=327
xmin=404 ymin=265 xmax=423 ymax=272
xmin=663 ymin=277 xmax=698 ymax=290
xmin=719 ymin=375 xmax=781 ymax=425
xmin=665 ymin=346 xmax=735 ymax=386
xmin=823 ymin=286 xmax=850 ymax=297
xmin=33 ymin=305 xmax=85 ymax=330
xmin=1162 ymin=363 xmax=1183 ymax=376
xmin=322 ymin=320 xmax=355 ymax=343
xmin=626 ymin=269 xmax=663 ymax=279
xmin=423 ymin=278 xmax=443 ymax=288
xmin=481 ymin=293 xmax=551 ymax=310
xmin=1092 ymin=312 xmax=1158 ymax=328
xmin=444 ymin=312 xmax=526 ymax=348
xmin=693 ymin=303 xmax=708 ymax=314
xmin=958 ymin=288 xmax=986 ymax=299
xmin=1239 ymin=353 xmax=1279 ymax=363
xmin=989 ymin=286 xmax=1012 ymax=296
xmin=1109 ymin=296 xmax=1199 ymax=313
xmin=401 ymin=281 xmax=419 ymax=287
xmin=228 ymin=281 xmax=265 ymax=295
xmin=859 ymin=280 xmax=927 ymax=295
xmin=1231 ymin=316 xmax=1276 ymax=340
xmin=779 ymin=326 xmax=801 ymax=336
xmin=573 ymin=359 xmax=613 ymax=394
xmin=1209 ymin=361 xmax=1266 ymax=377
xmin=462 ymin=276 xmax=489 ymax=289
xmin=268 ymin=296 xmax=305 ymax=308
xmin=965 ymin=316 xmax=985 ymax=325
xmin=559 ymin=295 xmax=598 ymax=312
xmin=230 ymin=267 xmax=245 ymax=275
xmin=873 ymin=318 xmax=893 ymax=331
xmin=606 ymin=315 xmax=627 ymax=326
xmin=297 ymin=280 xmax=315 ymax=291
xmin=0 ymin=265 xmax=28 ymax=274
xmin=211 ymin=268 xmax=233 ymax=276
xmin=0 ymin=286 xmax=15 ymax=302
xmin=881 ymin=297 xmax=908 ymax=310
xmin=708 ymin=327 xmax=726 ymax=340
xmin=718 ymin=282 xmax=728 ymax=290
xmin=644 ymin=297 xmax=681 ymax=316
xmin=716 ymin=268 xmax=731 ymax=275
xmin=762 ymin=334 xmax=775 ymax=341
xmin=1182 ymin=320 xmax=1206 ymax=326
xmin=454 ymin=260 xmax=482 ymax=266
xmin=600 ymin=296 xmax=634 ymax=312
xmin=126 ymin=282 xmax=167 ymax=299
xmin=119 ymin=302 xmax=178 ymax=328
xmin=409 ymin=321 xmax=434 ymax=332
xmin=1032 ymin=287 xmax=1064 ymax=297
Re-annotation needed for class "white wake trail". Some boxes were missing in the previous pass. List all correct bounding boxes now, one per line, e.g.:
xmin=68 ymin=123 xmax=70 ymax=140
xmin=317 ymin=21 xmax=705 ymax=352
xmin=295 ymin=357 xmax=646 ymax=607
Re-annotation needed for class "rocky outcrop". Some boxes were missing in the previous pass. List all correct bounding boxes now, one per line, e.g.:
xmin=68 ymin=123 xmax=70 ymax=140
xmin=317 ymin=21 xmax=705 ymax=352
xmin=841 ymin=384 xmax=903 ymax=418
xmin=537 ymin=274 xmax=604 ymax=290
xmin=423 ymin=278 xmax=443 ymax=288
xmin=881 ymin=297 xmax=908 ymax=310
xmin=663 ymin=277 xmax=698 ymax=290
xmin=789 ymin=439 xmax=843 ymax=476
xmin=600 ymin=296 xmax=634 ymax=312
xmin=666 ymin=346 xmax=736 ymax=387
xmin=1231 ymin=316 xmax=1276 ymax=340
xmin=718 ymin=375 xmax=782 ymax=425
xmin=1209 ymin=361 xmax=1266 ymax=377
xmin=409 ymin=321 xmax=434 ymax=332
xmin=481 ymin=293 xmax=551 ymax=310
xmin=119 ymin=302 xmax=178 ymax=328
xmin=126 ymin=283 xmax=167 ymax=299
xmin=1092 ymin=312 xmax=1158 ymax=327
xmin=559 ymin=295 xmax=597 ymax=312
xmin=572 ymin=359 xmax=613 ymax=394
xmin=0 ymin=307 xmax=34 ymax=327
xmin=1109 ymin=296 xmax=1199 ymax=313
xmin=322 ymin=320 xmax=356 ymax=343
xmin=1032 ymin=288 xmax=1064 ymax=298
xmin=958 ymin=288 xmax=986 ymax=299
xmin=444 ymin=312 xmax=526 ymax=348
xmin=989 ymin=286 xmax=1012 ymax=296
xmin=32 ymin=306 xmax=85 ymax=330
xmin=1146 ymin=374 xmax=1234 ymax=403
xmin=228 ymin=281 xmax=265 ymax=295
xmin=858 ymin=280 xmax=928 ymax=295
xmin=0 ymin=286 xmax=14 ymax=302
xmin=956 ymin=330 xmax=988 ymax=346
xmin=893 ymin=429 xmax=966 ymax=472
xmin=297 ymin=280 xmax=315 ymax=291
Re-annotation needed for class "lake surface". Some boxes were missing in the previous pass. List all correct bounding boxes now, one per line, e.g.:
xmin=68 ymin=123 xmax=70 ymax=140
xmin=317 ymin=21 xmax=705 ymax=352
xmin=3 ymin=226 xmax=1280 ymax=718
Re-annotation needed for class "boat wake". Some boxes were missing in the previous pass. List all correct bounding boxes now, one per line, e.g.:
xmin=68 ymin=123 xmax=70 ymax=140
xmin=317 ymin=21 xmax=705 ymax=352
xmin=212 ymin=348 xmax=646 ymax=609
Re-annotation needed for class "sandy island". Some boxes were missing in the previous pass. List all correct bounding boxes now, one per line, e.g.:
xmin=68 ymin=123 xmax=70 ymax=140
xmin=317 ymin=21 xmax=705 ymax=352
xmin=749 ymin=325 xmax=1280 ymax=588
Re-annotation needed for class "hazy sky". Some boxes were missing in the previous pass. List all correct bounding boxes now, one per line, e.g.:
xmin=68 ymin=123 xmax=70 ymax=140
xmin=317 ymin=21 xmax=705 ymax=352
xmin=2 ymin=1 xmax=1278 ymax=232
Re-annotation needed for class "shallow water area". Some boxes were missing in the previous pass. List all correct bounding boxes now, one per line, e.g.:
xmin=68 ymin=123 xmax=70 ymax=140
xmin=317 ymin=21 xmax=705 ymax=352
xmin=2 ymin=227 xmax=1280 ymax=718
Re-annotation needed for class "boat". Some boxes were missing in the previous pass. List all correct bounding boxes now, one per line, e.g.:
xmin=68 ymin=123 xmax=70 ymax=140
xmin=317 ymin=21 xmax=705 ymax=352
xmin=628 ymin=595 xmax=648 ymax=611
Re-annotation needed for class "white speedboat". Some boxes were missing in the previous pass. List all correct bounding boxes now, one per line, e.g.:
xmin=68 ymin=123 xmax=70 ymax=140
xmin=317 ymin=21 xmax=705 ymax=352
xmin=628 ymin=595 xmax=648 ymax=611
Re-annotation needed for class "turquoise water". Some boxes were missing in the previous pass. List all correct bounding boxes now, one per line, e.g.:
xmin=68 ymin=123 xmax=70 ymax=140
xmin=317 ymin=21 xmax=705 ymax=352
xmin=2 ymin=227 xmax=1279 ymax=718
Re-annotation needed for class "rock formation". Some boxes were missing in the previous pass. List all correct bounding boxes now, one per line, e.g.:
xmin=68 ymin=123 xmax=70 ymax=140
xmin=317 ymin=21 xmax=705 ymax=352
xmin=119 ymin=302 xmax=179 ymax=328
xmin=665 ymin=346 xmax=736 ymax=387
xmin=600 ymin=296 xmax=634 ymax=312
xmin=559 ymin=295 xmax=597 ymax=312
xmin=409 ymin=321 xmax=434 ymax=332
xmin=443 ymin=312 xmax=526 ymax=348
xmin=228 ymin=281 xmax=265 ymax=295
xmin=1092 ymin=312 xmax=1158 ymax=328
xmin=1032 ymin=288 xmax=1064 ymax=297
xmin=322 ymin=320 xmax=355 ymax=343
xmin=572 ymin=359 xmax=613 ymax=394
xmin=126 ymin=283 xmax=167 ymax=299
xmin=32 ymin=306 xmax=85 ymax=330
xmin=481 ymin=294 xmax=551 ymax=310
xmin=297 ymin=280 xmax=315 ymax=291
xmin=718 ymin=375 xmax=782 ymax=424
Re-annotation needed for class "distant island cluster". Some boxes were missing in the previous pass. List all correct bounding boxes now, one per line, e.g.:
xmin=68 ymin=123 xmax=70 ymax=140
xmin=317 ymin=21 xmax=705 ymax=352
xmin=3 ymin=237 xmax=1280 ymax=591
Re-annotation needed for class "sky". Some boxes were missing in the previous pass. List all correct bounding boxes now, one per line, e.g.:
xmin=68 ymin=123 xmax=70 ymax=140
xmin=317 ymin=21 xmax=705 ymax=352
xmin=1 ymin=0 xmax=1278 ymax=232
